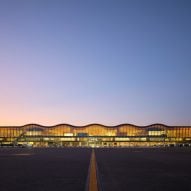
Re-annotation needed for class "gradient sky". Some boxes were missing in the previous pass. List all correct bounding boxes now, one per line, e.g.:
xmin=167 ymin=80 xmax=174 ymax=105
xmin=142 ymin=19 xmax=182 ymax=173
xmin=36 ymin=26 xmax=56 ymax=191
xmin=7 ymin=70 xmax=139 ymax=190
xmin=0 ymin=0 xmax=191 ymax=126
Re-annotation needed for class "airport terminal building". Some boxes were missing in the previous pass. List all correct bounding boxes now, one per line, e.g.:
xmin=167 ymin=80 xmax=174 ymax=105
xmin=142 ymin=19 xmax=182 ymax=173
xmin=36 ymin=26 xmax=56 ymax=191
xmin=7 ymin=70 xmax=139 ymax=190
xmin=0 ymin=124 xmax=191 ymax=147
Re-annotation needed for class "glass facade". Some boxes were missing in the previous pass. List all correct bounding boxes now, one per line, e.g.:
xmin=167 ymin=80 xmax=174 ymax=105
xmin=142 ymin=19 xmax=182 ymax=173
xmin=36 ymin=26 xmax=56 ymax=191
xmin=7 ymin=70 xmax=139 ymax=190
xmin=0 ymin=124 xmax=191 ymax=147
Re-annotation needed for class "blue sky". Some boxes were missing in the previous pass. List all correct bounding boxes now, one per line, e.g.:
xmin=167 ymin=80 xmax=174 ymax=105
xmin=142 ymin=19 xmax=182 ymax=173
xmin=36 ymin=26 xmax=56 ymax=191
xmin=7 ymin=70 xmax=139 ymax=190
xmin=0 ymin=0 xmax=191 ymax=126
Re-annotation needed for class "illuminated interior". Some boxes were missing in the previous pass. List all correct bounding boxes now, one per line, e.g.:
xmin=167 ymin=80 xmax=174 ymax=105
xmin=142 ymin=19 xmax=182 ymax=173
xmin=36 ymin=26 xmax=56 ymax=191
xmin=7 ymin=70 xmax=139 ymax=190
xmin=0 ymin=124 xmax=190 ymax=147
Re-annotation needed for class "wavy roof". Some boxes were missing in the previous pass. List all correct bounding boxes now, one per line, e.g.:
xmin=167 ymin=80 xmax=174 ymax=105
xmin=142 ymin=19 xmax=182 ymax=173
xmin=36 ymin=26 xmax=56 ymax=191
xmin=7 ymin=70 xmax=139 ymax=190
xmin=0 ymin=123 xmax=190 ymax=129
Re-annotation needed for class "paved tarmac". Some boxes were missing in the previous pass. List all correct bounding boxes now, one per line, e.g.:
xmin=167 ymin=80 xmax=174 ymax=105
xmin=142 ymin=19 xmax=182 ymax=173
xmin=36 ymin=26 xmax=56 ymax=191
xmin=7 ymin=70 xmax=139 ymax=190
xmin=1 ymin=147 xmax=191 ymax=191
xmin=0 ymin=148 xmax=91 ymax=191
xmin=88 ymin=149 xmax=99 ymax=191
xmin=95 ymin=148 xmax=191 ymax=191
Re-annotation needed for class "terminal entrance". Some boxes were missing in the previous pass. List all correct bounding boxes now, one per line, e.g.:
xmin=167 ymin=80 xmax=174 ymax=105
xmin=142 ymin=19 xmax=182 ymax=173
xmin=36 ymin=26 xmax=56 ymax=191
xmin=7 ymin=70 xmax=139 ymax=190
xmin=88 ymin=137 xmax=100 ymax=148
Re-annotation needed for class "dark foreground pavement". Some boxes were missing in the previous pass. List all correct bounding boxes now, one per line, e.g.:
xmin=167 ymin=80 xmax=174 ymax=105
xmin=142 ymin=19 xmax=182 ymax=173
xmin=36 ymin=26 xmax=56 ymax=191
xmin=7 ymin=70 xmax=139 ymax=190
xmin=95 ymin=148 xmax=191 ymax=191
xmin=1 ymin=147 xmax=191 ymax=191
xmin=0 ymin=148 xmax=91 ymax=191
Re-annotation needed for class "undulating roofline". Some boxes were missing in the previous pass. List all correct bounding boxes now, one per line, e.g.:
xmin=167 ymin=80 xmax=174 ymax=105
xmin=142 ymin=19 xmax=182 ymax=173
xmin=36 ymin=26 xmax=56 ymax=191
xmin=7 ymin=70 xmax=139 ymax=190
xmin=0 ymin=123 xmax=190 ymax=128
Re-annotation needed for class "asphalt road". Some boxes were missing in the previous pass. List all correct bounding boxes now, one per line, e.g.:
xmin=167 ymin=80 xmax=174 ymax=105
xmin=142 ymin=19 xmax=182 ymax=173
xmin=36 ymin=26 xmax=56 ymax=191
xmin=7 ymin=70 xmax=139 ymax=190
xmin=1 ymin=147 xmax=191 ymax=191
xmin=95 ymin=148 xmax=191 ymax=191
xmin=0 ymin=148 xmax=91 ymax=191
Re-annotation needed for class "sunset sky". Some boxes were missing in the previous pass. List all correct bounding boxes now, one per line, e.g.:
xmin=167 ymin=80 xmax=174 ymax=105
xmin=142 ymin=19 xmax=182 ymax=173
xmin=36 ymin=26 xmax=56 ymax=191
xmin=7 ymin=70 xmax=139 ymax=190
xmin=0 ymin=0 xmax=191 ymax=126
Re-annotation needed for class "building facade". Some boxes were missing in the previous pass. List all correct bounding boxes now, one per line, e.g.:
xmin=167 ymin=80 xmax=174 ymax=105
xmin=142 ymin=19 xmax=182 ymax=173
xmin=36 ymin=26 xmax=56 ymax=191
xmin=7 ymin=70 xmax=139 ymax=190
xmin=0 ymin=124 xmax=191 ymax=147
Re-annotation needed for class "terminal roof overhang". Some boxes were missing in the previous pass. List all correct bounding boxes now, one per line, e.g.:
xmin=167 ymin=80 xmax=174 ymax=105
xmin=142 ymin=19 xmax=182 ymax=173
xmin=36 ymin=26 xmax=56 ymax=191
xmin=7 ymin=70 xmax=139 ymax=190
xmin=0 ymin=123 xmax=190 ymax=129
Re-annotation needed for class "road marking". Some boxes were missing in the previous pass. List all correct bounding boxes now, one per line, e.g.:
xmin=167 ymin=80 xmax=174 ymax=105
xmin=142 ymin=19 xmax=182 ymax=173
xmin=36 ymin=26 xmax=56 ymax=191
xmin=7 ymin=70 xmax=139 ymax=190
xmin=12 ymin=153 xmax=33 ymax=156
xmin=88 ymin=149 xmax=99 ymax=191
